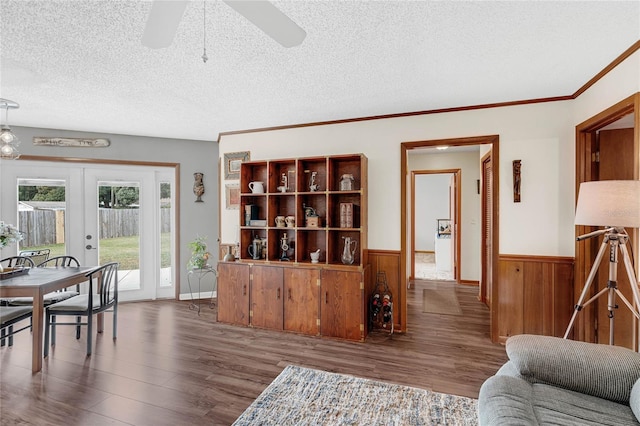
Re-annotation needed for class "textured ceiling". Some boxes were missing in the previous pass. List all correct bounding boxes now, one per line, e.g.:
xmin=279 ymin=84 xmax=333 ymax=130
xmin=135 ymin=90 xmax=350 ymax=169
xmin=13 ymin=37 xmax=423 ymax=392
xmin=1 ymin=1 xmax=638 ymax=142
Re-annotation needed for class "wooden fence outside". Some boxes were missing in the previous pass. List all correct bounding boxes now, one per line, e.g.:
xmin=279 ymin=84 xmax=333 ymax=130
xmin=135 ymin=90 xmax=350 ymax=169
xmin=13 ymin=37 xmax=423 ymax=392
xmin=19 ymin=208 xmax=171 ymax=247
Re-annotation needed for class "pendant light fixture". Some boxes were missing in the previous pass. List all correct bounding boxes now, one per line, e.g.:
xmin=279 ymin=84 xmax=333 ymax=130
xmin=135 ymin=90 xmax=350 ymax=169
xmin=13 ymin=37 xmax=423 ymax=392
xmin=0 ymin=98 xmax=21 ymax=160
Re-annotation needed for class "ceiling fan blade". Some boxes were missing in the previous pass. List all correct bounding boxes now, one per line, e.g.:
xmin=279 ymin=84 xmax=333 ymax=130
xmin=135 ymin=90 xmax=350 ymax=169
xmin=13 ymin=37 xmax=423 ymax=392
xmin=224 ymin=0 xmax=306 ymax=48
xmin=141 ymin=0 xmax=189 ymax=49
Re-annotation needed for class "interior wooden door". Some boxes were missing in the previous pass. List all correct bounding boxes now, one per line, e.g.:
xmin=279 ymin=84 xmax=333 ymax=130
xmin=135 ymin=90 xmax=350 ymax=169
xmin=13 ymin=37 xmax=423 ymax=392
xmin=217 ymin=262 xmax=250 ymax=326
xmin=320 ymin=269 xmax=363 ymax=340
xmin=595 ymin=128 xmax=635 ymax=348
xmin=449 ymin=174 xmax=457 ymax=280
xmin=480 ymin=153 xmax=493 ymax=307
xmin=284 ymin=267 xmax=320 ymax=335
xmin=251 ymin=265 xmax=284 ymax=330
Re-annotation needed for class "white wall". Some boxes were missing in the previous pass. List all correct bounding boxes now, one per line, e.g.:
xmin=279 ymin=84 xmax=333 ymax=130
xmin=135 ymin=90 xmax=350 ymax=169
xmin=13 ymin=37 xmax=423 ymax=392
xmin=0 ymin=126 xmax=218 ymax=297
xmin=414 ymin=173 xmax=451 ymax=252
xmin=219 ymin=100 xmax=575 ymax=257
xmin=215 ymin=50 xmax=638 ymax=269
xmin=409 ymin=152 xmax=481 ymax=281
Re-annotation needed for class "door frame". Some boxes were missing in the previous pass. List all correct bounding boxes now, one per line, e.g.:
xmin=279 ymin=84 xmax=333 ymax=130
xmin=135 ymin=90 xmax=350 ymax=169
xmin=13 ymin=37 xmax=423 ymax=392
xmin=480 ymin=151 xmax=492 ymax=306
xmin=401 ymin=135 xmax=500 ymax=340
xmin=12 ymin=155 xmax=182 ymax=300
xmin=410 ymin=169 xmax=461 ymax=282
xmin=574 ymin=92 xmax=640 ymax=347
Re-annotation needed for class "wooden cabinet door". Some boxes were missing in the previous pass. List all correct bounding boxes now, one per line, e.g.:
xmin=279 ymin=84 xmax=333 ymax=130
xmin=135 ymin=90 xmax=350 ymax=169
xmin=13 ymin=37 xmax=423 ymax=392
xmin=217 ymin=263 xmax=250 ymax=326
xmin=320 ymin=269 xmax=364 ymax=341
xmin=251 ymin=265 xmax=284 ymax=330
xmin=284 ymin=268 xmax=320 ymax=335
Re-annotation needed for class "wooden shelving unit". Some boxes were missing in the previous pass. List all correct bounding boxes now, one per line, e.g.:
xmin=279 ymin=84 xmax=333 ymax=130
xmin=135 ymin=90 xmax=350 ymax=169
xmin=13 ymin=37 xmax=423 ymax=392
xmin=237 ymin=154 xmax=367 ymax=266
xmin=218 ymin=153 xmax=370 ymax=342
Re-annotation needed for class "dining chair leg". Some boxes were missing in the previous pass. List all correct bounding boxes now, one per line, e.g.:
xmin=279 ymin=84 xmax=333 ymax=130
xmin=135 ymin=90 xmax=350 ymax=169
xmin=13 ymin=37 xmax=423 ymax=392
xmin=86 ymin=313 xmax=93 ymax=356
xmin=44 ymin=311 xmax=51 ymax=357
xmin=75 ymin=316 xmax=81 ymax=339
xmin=8 ymin=325 xmax=13 ymax=346
xmin=1 ymin=328 xmax=6 ymax=347
xmin=51 ymin=315 xmax=56 ymax=346
xmin=113 ymin=305 xmax=118 ymax=340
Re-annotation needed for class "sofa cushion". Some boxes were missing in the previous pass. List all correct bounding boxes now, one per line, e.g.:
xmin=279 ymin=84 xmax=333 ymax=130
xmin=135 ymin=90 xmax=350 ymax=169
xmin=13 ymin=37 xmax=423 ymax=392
xmin=506 ymin=334 xmax=640 ymax=404
xmin=479 ymin=375 xmax=638 ymax=426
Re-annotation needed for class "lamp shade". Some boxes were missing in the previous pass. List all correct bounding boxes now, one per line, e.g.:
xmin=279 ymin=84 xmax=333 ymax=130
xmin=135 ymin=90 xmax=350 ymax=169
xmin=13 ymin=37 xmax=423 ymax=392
xmin=574 ymin=180 xmax=640 ymax=228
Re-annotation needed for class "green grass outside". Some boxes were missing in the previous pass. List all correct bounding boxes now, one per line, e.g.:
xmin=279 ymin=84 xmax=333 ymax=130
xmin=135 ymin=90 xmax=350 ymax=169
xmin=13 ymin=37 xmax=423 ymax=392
xmin=22 ymin=233 xmax=172 ymax=270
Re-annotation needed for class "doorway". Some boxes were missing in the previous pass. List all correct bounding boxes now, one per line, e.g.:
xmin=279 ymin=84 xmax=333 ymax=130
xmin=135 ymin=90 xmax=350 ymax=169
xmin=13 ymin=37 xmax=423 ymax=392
xmin=411 ymin=170 xmax=459 ymax=282
xmin=401 ymin=135 xmax=500 ymax=338
xmin=575 ymin=93 xmax=639 ymax=350
xmin=1 ymin=160 xmax=177 ymax=302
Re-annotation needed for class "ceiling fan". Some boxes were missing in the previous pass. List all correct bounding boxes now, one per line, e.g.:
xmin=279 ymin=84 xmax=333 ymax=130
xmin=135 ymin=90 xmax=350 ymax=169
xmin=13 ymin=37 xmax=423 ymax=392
xmin=141 ymin=0 xmax=306 ymax=49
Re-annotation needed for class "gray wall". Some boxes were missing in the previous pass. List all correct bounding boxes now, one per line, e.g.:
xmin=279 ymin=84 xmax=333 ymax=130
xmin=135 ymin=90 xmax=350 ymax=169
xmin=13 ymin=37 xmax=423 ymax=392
xmin=2 ymin=126 xmax=218 ymax=296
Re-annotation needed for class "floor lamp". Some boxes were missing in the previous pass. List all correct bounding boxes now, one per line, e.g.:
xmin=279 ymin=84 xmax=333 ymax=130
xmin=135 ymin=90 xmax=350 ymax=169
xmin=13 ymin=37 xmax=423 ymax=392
xmin=564 ymin=180 xmax=640 ymax=347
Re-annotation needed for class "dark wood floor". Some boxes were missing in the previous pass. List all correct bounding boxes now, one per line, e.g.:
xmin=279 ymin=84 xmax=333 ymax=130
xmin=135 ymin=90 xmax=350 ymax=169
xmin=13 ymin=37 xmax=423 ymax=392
xmin=0 ymin=279 xmax=507 ymax=425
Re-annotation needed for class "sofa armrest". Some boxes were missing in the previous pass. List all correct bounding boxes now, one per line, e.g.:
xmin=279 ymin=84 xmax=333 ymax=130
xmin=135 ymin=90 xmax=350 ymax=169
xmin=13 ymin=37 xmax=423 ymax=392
xmin=506 ymin=334 xmax=640 ymax=404
xmin=632 ymin=378 xmax=640 ymax=422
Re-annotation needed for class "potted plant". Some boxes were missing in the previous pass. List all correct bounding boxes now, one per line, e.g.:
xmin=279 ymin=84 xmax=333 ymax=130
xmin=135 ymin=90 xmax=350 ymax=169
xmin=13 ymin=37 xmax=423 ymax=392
xmin=0 ymin=221 xmax=24 ymax=273
xmin=187 ymin=235 xmax=210 ymax=270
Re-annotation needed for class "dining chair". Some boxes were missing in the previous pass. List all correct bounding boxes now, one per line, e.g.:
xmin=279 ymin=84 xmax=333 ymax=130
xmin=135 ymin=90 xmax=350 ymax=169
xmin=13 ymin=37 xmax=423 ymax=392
xmin=44 ymin=262 xmax=119 ymax=357
xmin=7 ymin=256 xmax=81 ymax=306
xmin=0 ymin=256 xmax=35 ymax=269
xmin=37 ymin=255 xmax=80 ymax=268
xmin=0 ymin=306 xmax=33 ymax=347
xmin=19 ymin=249 xmax=51 ymax=266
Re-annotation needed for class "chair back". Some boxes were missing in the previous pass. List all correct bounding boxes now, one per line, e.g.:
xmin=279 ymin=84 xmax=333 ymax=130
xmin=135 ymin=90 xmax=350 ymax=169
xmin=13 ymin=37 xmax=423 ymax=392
xmin=19 ymin=249 xmax=50 ymax=266
xmin=1 ymin=256 xmax=35 ymax=269
xmin=37 ymin=255 xmax=80 ymax=268
xmin=87 ymin=262 xmax=119 ymax=309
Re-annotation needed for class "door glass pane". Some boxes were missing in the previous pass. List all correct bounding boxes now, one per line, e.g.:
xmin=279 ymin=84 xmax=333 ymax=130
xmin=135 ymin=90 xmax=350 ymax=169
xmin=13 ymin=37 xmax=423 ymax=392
xmin=98 ymin=181 xmax=141 ymax=291
xmin=160 ymin=181 xmax=172 ymax=287
xmin=17 ymin=178 xmax=66 ymax=260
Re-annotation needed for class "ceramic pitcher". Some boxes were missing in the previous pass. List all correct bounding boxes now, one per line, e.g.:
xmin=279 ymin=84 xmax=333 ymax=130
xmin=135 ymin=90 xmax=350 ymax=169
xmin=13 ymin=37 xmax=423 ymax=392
xmin=248 ymin=181 xmax=264 ymax=193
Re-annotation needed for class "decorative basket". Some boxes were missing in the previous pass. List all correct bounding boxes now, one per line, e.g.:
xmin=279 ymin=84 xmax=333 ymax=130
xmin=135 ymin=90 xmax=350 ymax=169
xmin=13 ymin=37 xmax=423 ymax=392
xmin=0 ymin=267 xmax=30 ymax=280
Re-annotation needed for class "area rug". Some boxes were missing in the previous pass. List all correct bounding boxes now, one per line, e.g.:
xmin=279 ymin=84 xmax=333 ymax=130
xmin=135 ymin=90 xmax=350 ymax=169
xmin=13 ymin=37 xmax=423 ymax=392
xmin=233 ymin=365 xmax=478 ymax=425
xmin=422 ymin=287 xmax=463 ymax=315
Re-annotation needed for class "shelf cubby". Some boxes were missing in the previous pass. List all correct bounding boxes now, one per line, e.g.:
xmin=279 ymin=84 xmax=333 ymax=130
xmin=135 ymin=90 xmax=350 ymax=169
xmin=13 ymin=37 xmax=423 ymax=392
xmin=296 ymin=229 xmax=327 ymax=264
xmin=298 ymin=157 xmax=327 ymax=193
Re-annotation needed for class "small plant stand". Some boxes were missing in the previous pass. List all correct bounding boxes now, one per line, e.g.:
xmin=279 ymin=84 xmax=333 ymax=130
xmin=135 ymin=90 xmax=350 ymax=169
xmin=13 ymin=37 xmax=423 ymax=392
xmin=187 ymin=266 xmax=217 ymax=315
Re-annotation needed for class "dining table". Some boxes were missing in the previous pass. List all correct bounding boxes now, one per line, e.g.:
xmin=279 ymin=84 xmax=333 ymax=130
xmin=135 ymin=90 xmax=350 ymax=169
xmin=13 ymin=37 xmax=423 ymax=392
xmin=0 ymin=266 xmax=99 ymax=373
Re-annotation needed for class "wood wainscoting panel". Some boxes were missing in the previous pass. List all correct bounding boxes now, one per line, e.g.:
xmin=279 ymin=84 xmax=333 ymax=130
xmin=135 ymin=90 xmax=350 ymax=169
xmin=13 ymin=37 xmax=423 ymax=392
xmin=497 ymin=255 xmax=574 ymax=343
xmin=367 ymin=250 xmax=402 ymax=333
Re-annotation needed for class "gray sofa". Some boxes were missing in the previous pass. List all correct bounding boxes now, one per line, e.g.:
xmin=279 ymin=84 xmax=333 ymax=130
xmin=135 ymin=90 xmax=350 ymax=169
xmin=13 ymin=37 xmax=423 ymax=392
xmin=478 ymin=334 xmax=640 ymax=425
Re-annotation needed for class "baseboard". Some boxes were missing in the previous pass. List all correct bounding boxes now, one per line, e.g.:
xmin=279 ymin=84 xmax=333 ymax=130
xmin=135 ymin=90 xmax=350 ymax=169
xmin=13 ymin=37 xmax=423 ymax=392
xmin=458 ymin=280 xmax=479 ymax=286
xmin=179 ymin=291 xmax=217 ymax=301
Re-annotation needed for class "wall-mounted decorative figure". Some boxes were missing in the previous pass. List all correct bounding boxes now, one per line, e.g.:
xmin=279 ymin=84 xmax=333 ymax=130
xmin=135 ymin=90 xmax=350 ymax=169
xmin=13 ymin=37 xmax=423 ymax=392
xmin=193 ymin=172 xmax=205 ymax=202
xmin=513 ymin=160 xmax=521 ymax=202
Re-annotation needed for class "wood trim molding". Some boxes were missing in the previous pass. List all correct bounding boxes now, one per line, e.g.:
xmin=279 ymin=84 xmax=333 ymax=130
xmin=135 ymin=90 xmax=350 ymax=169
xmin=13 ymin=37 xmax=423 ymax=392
xmin=218 ymin=42 xmax=640 ymax=140
xmin=410 ymin=168 xmax=461 ymax=282
xmin=401 ymin=135 xmax=499 ymax=341
xmin=573 ymin=40 xmax=640 ymax=98
xmin=574 ymin=92 xmax=639 ymax=348
xmin=499 ymin=254 xmax=575 ymax=264
xmin=17 ymin=154 xmax=179 ymax=168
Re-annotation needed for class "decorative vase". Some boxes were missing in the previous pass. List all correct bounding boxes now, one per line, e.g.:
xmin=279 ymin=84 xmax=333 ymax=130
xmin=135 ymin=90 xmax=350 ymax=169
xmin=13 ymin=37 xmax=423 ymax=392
xmin=223 ymin=246 xmax=235 ymax=262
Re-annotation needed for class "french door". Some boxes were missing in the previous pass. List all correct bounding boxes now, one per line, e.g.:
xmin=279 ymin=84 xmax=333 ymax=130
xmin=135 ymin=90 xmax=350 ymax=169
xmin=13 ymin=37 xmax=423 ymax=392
xmin=0 ymin=160 xmax=176 ymax=301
